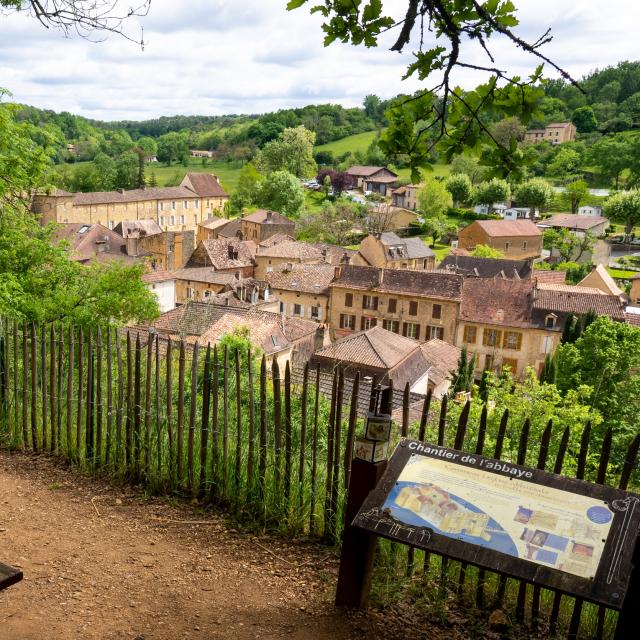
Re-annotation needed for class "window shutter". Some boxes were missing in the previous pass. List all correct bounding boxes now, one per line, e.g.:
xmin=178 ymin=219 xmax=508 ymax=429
xmin=360 ymin=316 xmax=365 ymax=331
xmin=317 ymin=306 xmax=322 ymax=320
xmin=482 ymin=329 xmax=488 ymax=346
xmin=345 ymin=292 xmax=353 ymax=307
xmin=388 ymin=298 xmax=397 ymax=313
xmin=415 ymin=325 xmax=421 ymax=340
xmin=402 ymin=323 xmax=408 ymax=337
xmin=373 ymin=296 xmax=379 ymax=310
xmin=502 ymin=332 xmax=509 ymax=349
xmin=516 ymin=333 xmax=522 ymax=350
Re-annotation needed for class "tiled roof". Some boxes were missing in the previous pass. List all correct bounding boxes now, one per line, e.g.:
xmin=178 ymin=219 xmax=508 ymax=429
xmin=200 ymin=313 xmax=288 ymax=355
xmin=533 ymin=286 xmax=626 ymax=320
xmin=256 ymin=240 xmax=323 ymax=260
xmin=199 ymin=216 xmax=229 ymax=230
xmin=53 ymin=223 xmax=137 ymax=264
xmin=258 ymin=233 xmax=296 ymax=248
xmin=332 ymin=265 xmax=463 ymax=301
xmin=141 ymin=269 xmax=175 ymax=284
xmin=547 ymin=122 xmax=573 ymax=128
xmin=625 ymin=310 xmax=640 ymax=326
xmin=465 ymin=219 xmax=542 ymax=237
xmin=266 ymin=264 xmax=335 ymax=295
xmin=367 ymin=175 xmax=398 ymax=184
xmin=378 ymin=233 xmax=435 ymax=260
xmin=182 ymin=172 xmax=228 ymax=198
xmin=310 ymin=243 xmax=355 ymax=266
xmin=534 ymin=270 xmax=567 ymax=284
xmin=313 ymin=326 xmax=420 ymax=370
xmin=420 ymin=339 xmax=461 ymax=387
xmin=215 ymin=219 xmax=242 ymax=238
xmin=439 ymin=255 xmax=532 ymax=280
xmin=538 ymin=213 xmax=609 ymax=231
xmin=191 ymin=238 xmax=255 ymax=270
xmin=151 ymin=302 xmax=232 ymax=336
xmin=72 ymin=186 xmax=197 ymax=206
xmin=171 ymin=267 xmax=238 ymax=285
xmin=346 ymin=165 xmax=397 ymax=177
xmin=537 ymin=283 xmax=604 ymax=295
xmin=241 ymin=209 xmax=293 ymax=225
xmin=113 ymin=219 xmax=162 ymax=238
xmin=460 ymin=279 xmax=535 ymax=328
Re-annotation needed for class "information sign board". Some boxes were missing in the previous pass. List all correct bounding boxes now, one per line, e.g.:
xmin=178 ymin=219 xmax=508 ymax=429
xmin=353 ymin=439 xmax=640 ymax=608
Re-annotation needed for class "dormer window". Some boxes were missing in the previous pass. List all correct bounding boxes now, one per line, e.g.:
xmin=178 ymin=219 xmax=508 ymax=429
xmin=545 ymin=314 xmax=557 ymax=329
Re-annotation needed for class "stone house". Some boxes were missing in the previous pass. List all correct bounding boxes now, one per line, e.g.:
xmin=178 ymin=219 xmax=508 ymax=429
xmin=53 ymin=223 xmax=139 ymax=265
xmin=141 ymin=269 xmax=176 ymax=313
xmin=457 ymin=278 xmax=559 ymax=378
xmin=187 ymin=238 xmax=255 ymax=277
xmin=346 ymin=166 xmax=399 ymax=195
xmin=329 ymin=265 xmax=463 ymax=342
xmin=352 ymin=233 xmax=436 ymax=270
xmin=171 ymin=268 xmax=238 ymax=305
xmin=577 ymin=264 xmax=624 ymax=297
xmin=523 ymin=122 xmax=577 ymax=144
xmin=254 ymin=239 xmax=324 ymax=279
xmin=458 ymin=220 xmax=542 ymax=260
xmin=391 ymin=184 xmax=421 ymax=210
xmin=240 ymin=210 xmax=295 ymax=243
xmin=537 ymin=213 xmax=610 ymax=264
xmin=32 ymin=173 xmax=228 ymax=233
xmin=196 ymin=216 xmax=232 ymax=243
xmin=266 ymin=263 xmax=335 ymax=323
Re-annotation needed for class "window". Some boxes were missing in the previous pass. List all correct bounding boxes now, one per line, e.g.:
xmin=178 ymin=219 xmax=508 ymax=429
xmin=293 ymin=304 xmax=303 ymax=317
xmin=159 ymin=216 xmax=165 ymax=226
xmin=311 ymin=305 xmax=321 ymax=320
xmin=362 ymin=295 xmax=378 ymax=310
xmin=402 ymin=322 xmax=420 ymax=339
xmin=159 ymin=202 xmax=164 ymax=211
xmin=179 ymin=215 xmax=185 ymax=225
xmin=432 ymin=304 xmax=442 ymax=320
xmin=502 ymin=358 xmax=518 ymax=373
xmin=171 ymin=201 xmax=176 ymax=210
xmin=423 ymin=259 xmax=429 ymax=269
xmin=184 ymin=200 xmax=189 ymax=209
xmin=187 ymin=287 xmax=195 ymax=299
xmin=279 ymin=301 xmax=285 ymax=313
xmin=505 ymin=242 xmax=511 ymax=251
xmin=409 ymin=301 xmax=418 ymax=316
xmin=361 ymin=316 xmax=377 ymax=330
xmin=339 ymin=314 xmax=356 ymax=330
xmin=344 ymin=292 xmax=353 ymax=307
xmin=194 ymin=215 xmax=198 ymax=225
xmin=383 ymin=319 xmax=399 ymax=333
xmin=203 ymin=290 xmax=211 ymax=299
xmin=170 ymin=215 xmax=175 ymax=226
xmin=387 ymin=298 xmax=397 ymax=313
xmin=107 ymin=220 xmax=114 ymax=230
xmin=428 ymin=326 xmax=444 ymax=340
xmin=545 ymin=314 xmax=557 ymax=329
xmin=541 ymin=335 xmax=554 ymax=354
xmin=463 ymin=325 xmax=477 ymax=344
xmin=483 ymin=328 xmax=501 ymax=347
xmin=195 ymin=199 xmax=200 ymax=208
xmin=484 ymin=354 xmax=495 ymax=371
xmin=523 ymin=241 xmax=528 ymax=249
xmin=503 ymin=331 xmax=522 ymax=350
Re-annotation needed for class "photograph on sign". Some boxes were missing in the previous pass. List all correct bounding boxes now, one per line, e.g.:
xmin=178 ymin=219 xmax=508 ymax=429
xmin=365 ymin=414 xmax=392 ymax=442
xmin=381 ymin=453 xmax=614 ymax=579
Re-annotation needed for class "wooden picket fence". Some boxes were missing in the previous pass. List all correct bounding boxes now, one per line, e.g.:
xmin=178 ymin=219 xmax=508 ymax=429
xmin=0 ymin=320 xmax=638 ymax=639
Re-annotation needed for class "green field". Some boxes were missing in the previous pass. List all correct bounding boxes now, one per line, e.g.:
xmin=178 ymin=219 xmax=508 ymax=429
xmin=607 ymin=267 xmax=638 ymax=279
xmin=315 ymin=130 xmax=378 ymax=156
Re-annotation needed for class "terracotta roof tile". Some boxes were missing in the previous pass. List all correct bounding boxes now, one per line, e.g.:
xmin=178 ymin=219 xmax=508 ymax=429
xmin=256 ymin=240 xmax=323 ymax=260
xmin=266 ymin=264 xmax=335 ymax=295
xmin=439 ymin=255 xmax=532 ymax=279
xmin=171 ymin=267 xmax=238 ymax=285
xmin=534 ymin=270 xmax=567 ymax=284
xmin=182 ymin=173 xmax=228 ymax=198
xmin=460 ymin=279 xmax=534 ymax=328
xmin=538 ymin=213 xmax=609 ymax=231
xmin=533 ymin=286 xmax=626 ymax=320
xmin=465 ymin=219 xmax=542 ymax=237
xmin=113 ymin=219 xmax=162 ymax=238
xmin=141 ymin=270 xmax=175 ymax=284
xmin=72 ymin=186 xmax=197 ymax=206
xmin=241 ymin=209 xmax=293 ymax=225
xmin=190 ymin=238 xmax=255 ymax=270
xmin=199 ymin=216 xmax=229 ymax=230
xmin=420 ymin=339 xmax=461 ymax=387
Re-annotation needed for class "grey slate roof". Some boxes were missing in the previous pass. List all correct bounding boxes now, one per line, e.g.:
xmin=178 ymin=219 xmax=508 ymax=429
xmin=439 ymin=255 xmax=532 ymax=280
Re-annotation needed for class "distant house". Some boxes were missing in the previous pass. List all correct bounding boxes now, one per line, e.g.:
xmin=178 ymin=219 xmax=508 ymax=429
xmin=578 ymin=205 xmax=604 ymax=217
xmin=53 ymin=223 xmax=140 ymax=265
xmin=196 ymin=216 xmax=232 ymax=243
xmin=439 ymin=255 xmax=533 ymax=280
xmin=346 ymin=166 xmax=399 ymax=195
xmin=171 ymin=268 xmax=238 ymax=305
xmin=457 ymin=220 xmax=542 ymax=260
xmin=502 ymin=207 xmax=533 ymax=221
xmin=190 ymin=150 xmax=214 ymax=158
xmin=523 ymin=122 xmax=577 ymax=145
xmin=352 ymin=232 xmax=435 ymax=271
xmin=391 ymin=184 xmax=421 ymax=210
xmin=240 ymin=210 xmax=296 ymax=243
xmin=630 ymin=275 xmax=640 ymax=305
xmin=537 ymin=213 xmax=610 ymax=264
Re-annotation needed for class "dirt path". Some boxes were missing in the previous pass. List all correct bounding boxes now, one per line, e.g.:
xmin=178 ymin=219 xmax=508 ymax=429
xmin=0 ymin=450 xmax=382 ymax=640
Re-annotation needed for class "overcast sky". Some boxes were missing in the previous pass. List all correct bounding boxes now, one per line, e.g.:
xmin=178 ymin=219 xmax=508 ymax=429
xmin=0 ymin=0 xmax=639 ymax=121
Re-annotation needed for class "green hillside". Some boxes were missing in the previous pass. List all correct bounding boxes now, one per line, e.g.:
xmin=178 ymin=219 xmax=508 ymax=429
xmin=315 ymin=130 xmax=378 ymax=156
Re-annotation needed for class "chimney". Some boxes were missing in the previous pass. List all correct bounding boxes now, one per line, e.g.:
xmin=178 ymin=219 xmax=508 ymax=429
xmin=228 ymin=244 xmax=234 ymax=259
xmin=266 ymin=211 xmax=273 ymax=222
xmin=379 ymin=269 xmax=385 ymax=286
xmin=334 ymin=265 xmax=342 ymax=280
xmin=126 ymin=234 xmax=140 ymax=257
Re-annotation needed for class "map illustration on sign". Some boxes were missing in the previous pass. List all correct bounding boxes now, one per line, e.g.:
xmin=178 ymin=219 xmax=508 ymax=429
xmin=381 ymin=453 xmax=615 ymax=579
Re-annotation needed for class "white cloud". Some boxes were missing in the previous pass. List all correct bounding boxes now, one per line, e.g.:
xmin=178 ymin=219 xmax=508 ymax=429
xmin=0 ymin=0 xmax=639 ymax=120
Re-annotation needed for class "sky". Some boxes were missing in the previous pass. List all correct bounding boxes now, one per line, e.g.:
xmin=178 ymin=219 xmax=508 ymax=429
xmin=0 ymin=0 xmax=639 ymax=121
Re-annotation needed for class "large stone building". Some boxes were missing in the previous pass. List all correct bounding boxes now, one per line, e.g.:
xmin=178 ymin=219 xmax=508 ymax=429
xmin=523 ymin=122 xmax=577 ymax=145
xmin=352 ymin=233 xmax=435 ymax=271
xmin=32 ymin=173 xmax=228 ymax=233
xmin=458 ymin=220 xmax=542 ymax=260
xmin=329 ymin=265 xmax=463 ymax=342
xmin=254 ymin=238 xmax=324 ymax=279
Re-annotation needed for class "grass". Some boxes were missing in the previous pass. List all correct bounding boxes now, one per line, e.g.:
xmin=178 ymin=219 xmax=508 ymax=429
xmin=395 ymin=165 xmax=451 ymax=182
xmin=315 ymin=130 xmax=378 ymax=156
xmin=304 ymin=189 xmax=327 ymax=213
xmin=607 ymin=267 xmax=637 ymax=279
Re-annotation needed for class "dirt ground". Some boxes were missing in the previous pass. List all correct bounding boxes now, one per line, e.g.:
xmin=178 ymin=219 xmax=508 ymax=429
xmin=1 ymin=450 xmax=393 ymax=640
